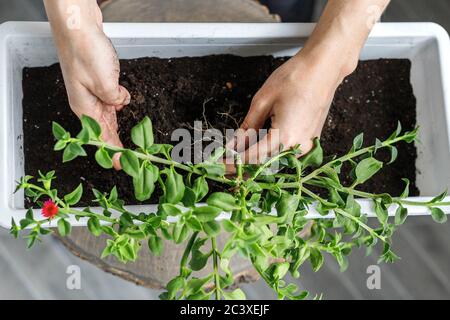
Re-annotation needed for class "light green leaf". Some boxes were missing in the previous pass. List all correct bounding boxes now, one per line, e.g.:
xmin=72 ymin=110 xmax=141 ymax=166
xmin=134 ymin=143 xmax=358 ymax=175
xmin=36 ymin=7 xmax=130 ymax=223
xmin=355 ymin=157 xmax=383 ymax=185
xmin=87 ymin=217 xmax=102 ymax=237
xmin=120 ymin=150 xmax=140 ymax=178
xmin=300 ymin=138 xmax=323 ymax=168
xmin=193 ymin=206 xmax=222 ymax=222
xmin=395 ymin=205 xmax=408 ymax=226
xmin=133 ymin=164 xmax=156 ymax=201
xmin=148 ymin=235 xmax=163 ymax=256
xmin=164 ymin=168 xmax=185 ymax=204
xmin=431 ymin=207 xmax=447 ymax=224
xmin=57 ymin=219 xmax=71 ymax=237
xmin=223 ymin=288 xmax=246 ymax=300
xmin=52 ymin=122 xmax=67 ymax=140
xmin=159 ymin=203 xmax=182 ymax=216
xmin=63 ymin=143 xmax=87 ymax=163
xmin=81 ymin=115 xmax=102 ymax=140
xmin=206 ymin=192 xmax=238 ymax=211
xmin=95 ymin=148 xmax=113 ymax=169
xmin=64 ymin=183 xmax=83 ymax=206
xmin=202 ymin=221 xmax=220 ymax=237
xmin=131 ymin=116 xmax=154 ymax=150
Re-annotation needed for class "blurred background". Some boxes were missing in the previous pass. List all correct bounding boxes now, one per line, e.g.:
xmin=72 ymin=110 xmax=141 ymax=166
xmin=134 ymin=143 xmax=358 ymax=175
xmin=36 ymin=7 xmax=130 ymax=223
xmin=0 ymin=0 xmax=449 ymax=300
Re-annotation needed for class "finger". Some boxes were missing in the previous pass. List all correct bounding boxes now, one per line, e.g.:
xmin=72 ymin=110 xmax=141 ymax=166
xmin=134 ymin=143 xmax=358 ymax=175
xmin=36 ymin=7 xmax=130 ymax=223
xmin=95 ymin=84 xmax=131 ymax=107
xmin=114 ymin=85 xmax=131 ymax=111
xmin=100 ymin=105 xmax=123 ymax=170
xmin=240 ymin=129 xmax=281 ymax=165
xmin=240 ymin=96 xmax=269 ymax=131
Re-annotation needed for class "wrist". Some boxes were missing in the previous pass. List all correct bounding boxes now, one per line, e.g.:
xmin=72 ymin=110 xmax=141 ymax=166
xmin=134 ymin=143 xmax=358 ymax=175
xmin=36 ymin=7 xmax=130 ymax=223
xmin=298 ymin=38 xmax=359 ymax=80
xmin=45 ymin=0 xmax=102 ymax=41
xmin=292 ymin=46 xmax=357 ymax=87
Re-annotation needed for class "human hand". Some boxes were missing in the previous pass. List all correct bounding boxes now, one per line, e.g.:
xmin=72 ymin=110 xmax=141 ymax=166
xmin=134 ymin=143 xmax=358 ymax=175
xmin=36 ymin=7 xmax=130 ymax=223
xmin=45 ymin=1 xmax=130 ymax=169
xmin=237 ymin=51 xmax=350 ymax=164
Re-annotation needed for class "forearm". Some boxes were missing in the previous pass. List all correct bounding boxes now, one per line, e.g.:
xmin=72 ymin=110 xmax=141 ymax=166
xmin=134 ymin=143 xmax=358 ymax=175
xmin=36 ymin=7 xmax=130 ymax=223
xmin=44 ymin=0 xmax=102 ymax=44
xmin=299 ymin=0 xmax=390 ymax=79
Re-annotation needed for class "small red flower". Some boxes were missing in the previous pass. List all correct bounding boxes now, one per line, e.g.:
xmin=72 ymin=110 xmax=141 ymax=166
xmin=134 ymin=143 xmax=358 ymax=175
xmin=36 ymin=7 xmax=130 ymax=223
xmin=42 ymin=199 xmax=59 ymax=219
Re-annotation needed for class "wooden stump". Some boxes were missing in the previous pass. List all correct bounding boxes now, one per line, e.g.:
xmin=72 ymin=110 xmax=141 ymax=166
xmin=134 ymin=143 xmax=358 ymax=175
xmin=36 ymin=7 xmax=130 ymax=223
xmin=99 ymin=0 xmax=280 ymax=22
xmin=55 ymin=0 xmax=279 ymax=290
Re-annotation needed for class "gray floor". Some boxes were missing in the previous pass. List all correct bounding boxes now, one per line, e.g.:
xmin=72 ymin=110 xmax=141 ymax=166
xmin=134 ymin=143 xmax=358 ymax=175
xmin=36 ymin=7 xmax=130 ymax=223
xmin=0 ymin=0 xmax=449 ymax=300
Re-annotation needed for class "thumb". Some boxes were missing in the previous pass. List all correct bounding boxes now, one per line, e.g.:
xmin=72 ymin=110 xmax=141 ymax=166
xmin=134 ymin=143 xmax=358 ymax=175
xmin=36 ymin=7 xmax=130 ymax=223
xmin=240 ymin=98 xmax=269 ymax=131
xmin=95 ymin=84 xmax=131 ymax=108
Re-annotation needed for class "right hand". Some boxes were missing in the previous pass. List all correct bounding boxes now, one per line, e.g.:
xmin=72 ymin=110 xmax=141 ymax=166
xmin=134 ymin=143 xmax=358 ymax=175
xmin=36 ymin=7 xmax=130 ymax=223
xmin=50 ymin=4 xmax=130 ymax=169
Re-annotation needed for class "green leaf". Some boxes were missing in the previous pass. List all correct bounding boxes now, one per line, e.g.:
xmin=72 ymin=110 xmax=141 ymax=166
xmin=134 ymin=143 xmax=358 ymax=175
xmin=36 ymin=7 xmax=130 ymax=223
xmin=120 ymin=150 xmax=140 ymax=178
xmin=87 ymin=217 xmax=102 ymax=237
xmin=119 ymin=242 xmax=137 ymax=262
xmin=388 ymin=121 xmax=402 ymax=140
xmin=54 ymin=140 xmax=67 ymax=151
xmin=203 ymin=221 xmax=220 ymax=237
xmin=95 ymin=148 xmax=113 ymax=169
xmin=120 ymin=212 xmax=134 ymax=227
xmin=193 ymin=206 xmax=222 ymax=222
xmin=222 ymin=219 xmax=239 ymax=232
xmin=81 ymin=115 xmax=101 ymax=140
xmin=374 ymin=138 xmax=383 ymax=153
xmin=182 ymin=187 xmax=197 ymax=207
xmin=400 ymin=178 xmax=410 ymax=198
xmin=374 ymin=199 xmax=388 ymax=225
xmin=52 ymin=122 xmax=67 ymax=140
xmin=184 ymin=276 xmax=213 ymax=296
xmin=206 ymin=192 xmax=238 ymax=211
xmin=192 ymin=177 xmax=209 ymax=201
xmin=355 ymin=157 xmax=383 ymax=185
xmin=186 ymin=217 xmax=203 ymax=232
xmin=431 ymin=207 xmax=447 ymax=224
xmin=275 ymin=193 xmax=299 ymax=221
xmin=352 ymin=133 xmax=364 ymax=151
xmin=387 ymin=146 xmax=398 ymax=164
xmin=64 ymin=183 xmax=83 ymax=206
xmin=26 ymin=208 xmax=34 ymax=221
xmin=196 ymin=162 xmax=226 ymax=177
xmin=101 ymin=241 xmax=113 ymax=259
xmin=166 ymin=276 xmax=184 ymax=300
xmin=20 ymin=218 xmax=33 ymax=229
xmin=190 ymin=249 xmax=210 ymax=271
xmin=148 ymin=235 xmax=163 ymax=256
xmin=133 ymin=164 xmax=156 ymax=201
xmin=173 ymin=223 xmax=189 ymax=244
xmin=57 ymin=219 xmax=71 ymax=236
xmin=131 ymin=116 xmax=154 ymax=150
xmin=164 ymin=168 xmax=185 ymax=204
xmin=159 ymin=203 xmax=182 ymax=216
xmin=395 ymin=205 xmax=408 ymax=226
xmin=430 ymin=191 xmax=448 ymax=204
xmin=309 ymin=248 xmax=324 ymax=272
xmin=300 ymin=138 xmax=323 ymax=168
xmin=63 ymin=143 xmax=87 ymax=162
xmin=9 ymin=219 xmax=19 ymax=238
xmin=273 ymin=262 xmax=290 ymax=279
xmin=223 ymin=288 xmax=246 ymax=300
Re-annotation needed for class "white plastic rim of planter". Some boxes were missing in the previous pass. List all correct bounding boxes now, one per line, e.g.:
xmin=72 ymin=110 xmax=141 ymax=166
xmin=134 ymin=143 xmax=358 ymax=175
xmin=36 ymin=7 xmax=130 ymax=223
xmin=0 ymin=22 xmax=450 ymax=228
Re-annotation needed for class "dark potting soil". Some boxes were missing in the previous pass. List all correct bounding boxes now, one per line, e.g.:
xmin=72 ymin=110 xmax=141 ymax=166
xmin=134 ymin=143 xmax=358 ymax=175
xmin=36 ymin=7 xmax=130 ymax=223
xmin=22 ymin=55 xmax=418 ymax=207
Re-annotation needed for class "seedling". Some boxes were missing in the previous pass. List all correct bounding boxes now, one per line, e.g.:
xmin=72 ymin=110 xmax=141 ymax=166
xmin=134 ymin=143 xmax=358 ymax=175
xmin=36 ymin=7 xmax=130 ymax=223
xmin=11 ymin=116 xmax=449 ymax=300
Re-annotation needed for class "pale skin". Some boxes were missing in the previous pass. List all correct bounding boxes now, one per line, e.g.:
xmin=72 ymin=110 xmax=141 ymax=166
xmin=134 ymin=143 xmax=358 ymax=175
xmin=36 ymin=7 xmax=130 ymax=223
xmin=44 ymin=0 xmax=390 ymax=168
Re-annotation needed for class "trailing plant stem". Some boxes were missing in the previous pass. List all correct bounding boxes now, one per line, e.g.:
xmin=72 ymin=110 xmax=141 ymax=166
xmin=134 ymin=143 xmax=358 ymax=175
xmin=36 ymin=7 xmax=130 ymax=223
xmin=211 ymin=236 xmax=221 ymax=300
xmin=301 ymin=135 xmax=412 ymax=183
xmin=88 ymin=140 xmax=234 ymax=186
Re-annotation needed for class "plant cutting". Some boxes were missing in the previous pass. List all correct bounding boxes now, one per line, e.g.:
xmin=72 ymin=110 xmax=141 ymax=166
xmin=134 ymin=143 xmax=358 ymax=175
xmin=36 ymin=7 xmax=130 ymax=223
xmin=10 ymin=115 xmax=449 ymax=300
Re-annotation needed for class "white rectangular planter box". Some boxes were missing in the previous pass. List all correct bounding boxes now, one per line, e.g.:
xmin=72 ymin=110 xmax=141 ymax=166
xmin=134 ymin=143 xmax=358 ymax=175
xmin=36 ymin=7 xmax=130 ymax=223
xmin=0 ymin=22 xmax=450 ymax=228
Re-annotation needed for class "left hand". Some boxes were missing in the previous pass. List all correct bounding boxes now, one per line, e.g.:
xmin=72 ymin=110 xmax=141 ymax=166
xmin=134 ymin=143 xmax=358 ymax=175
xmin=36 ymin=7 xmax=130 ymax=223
xmin=237 ymin=51 xmax=351 ymax=164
